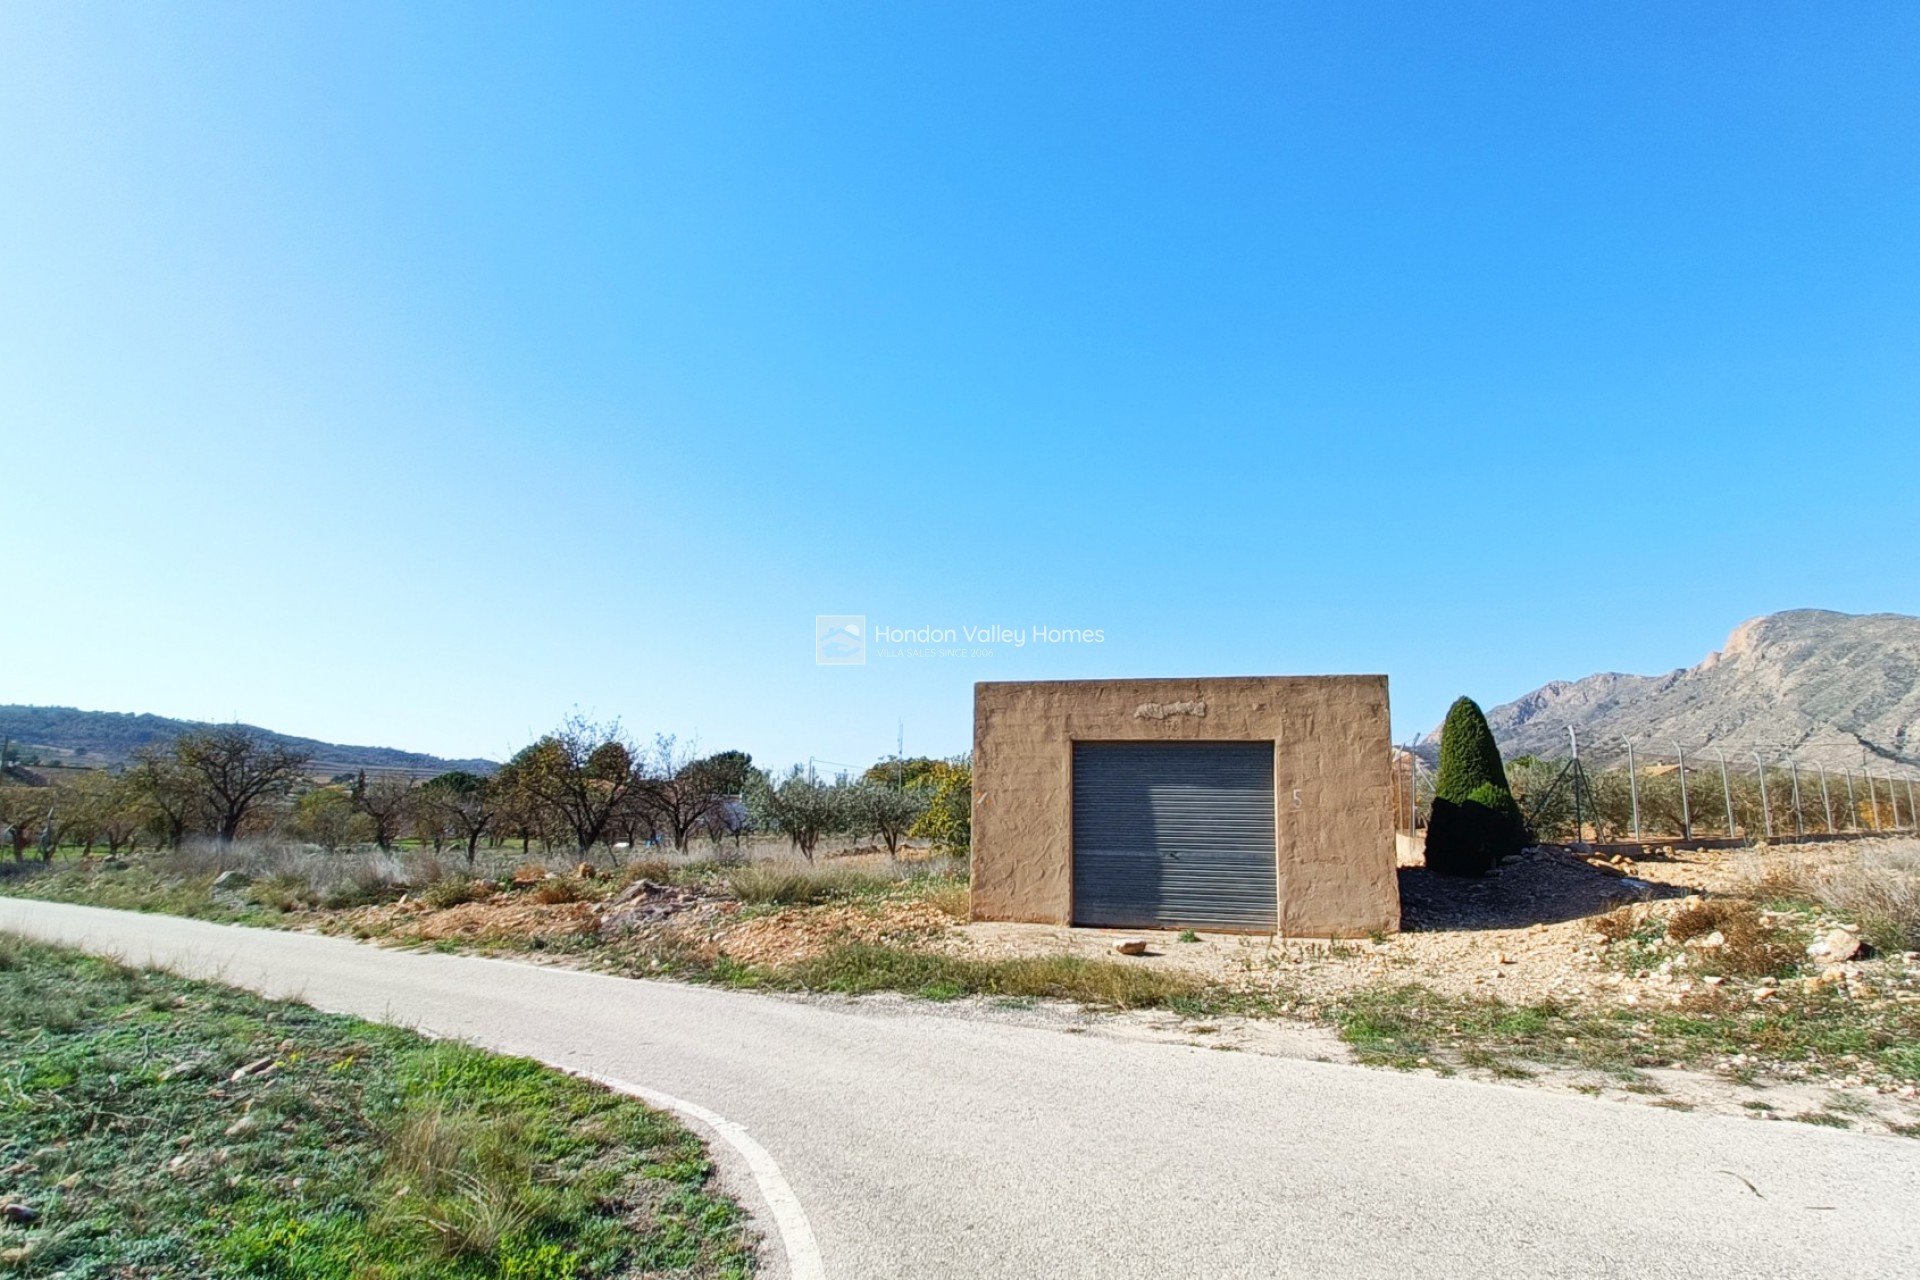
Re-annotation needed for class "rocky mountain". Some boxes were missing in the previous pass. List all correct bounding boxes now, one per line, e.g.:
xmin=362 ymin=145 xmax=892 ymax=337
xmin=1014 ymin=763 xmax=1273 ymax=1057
xmin=0 ymin=705 xmax=497 ymax=776
xmin=1435 ymin=610 xmax=1920 ymax=769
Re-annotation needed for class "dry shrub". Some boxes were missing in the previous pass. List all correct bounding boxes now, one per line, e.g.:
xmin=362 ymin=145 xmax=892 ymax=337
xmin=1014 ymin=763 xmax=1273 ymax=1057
xmin=422 ymin=878 xmax=491 ymax=910
xmin=530 ymin=877 xmax=585 ymax=905
xmin=922 ymin=879 xmax=972 ymax=920
xmin=1589 ymin=907 xmax=1638 ymax=942
xmin=1668 ymin=899 xmax=1798 ymax=978
xmin=1750 ymin=844 xmax=1920 ymax=954
xmin=510 ymin=863 xmax=551 ymax=886
xmin=1666 ymin=900 xmax=1730 ymax=943
xmin=616 ymin=858 xmax=675 ymax=889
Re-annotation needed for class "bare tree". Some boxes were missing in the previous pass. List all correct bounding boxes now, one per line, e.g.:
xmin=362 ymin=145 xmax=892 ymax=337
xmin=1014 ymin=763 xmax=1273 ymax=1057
xmin=637 ymin=737 xmax=751 ymax=852
xmin=351 ymin=771 xmax=417 ymax=851
xmin=172 ymin=728 xmax=309 ymax=843
xmin=419 ymin=771 xmax=498 ymax=867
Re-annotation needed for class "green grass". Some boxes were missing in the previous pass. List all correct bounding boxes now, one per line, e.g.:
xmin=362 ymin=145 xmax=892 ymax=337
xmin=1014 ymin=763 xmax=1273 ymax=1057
xmin=0 ymin=935 xmax=753 ymax=1278
xmin=708 ymin=941 xmax=1203 ymax=1010
xmin=0 ymin=860 xmax=274 ymax=925
xmin=1308 ymin=980 xmax=1920 ymax=1086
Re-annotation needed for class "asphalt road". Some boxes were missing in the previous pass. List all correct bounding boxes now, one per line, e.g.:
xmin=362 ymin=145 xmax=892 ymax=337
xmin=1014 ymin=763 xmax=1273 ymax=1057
xmin=5 ymin=899 xmax=1918 ymax=1279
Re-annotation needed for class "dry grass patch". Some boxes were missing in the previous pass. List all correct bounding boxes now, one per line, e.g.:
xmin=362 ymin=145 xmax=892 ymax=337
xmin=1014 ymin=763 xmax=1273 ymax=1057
xmin=1753 ymin=846 xmax=1920 ymax=954
xmin=1589 ymin=907 xmax=1638 ymax=943
xmin=531 ymin=877 xmax=589 ymax=905
xmin=1665 ymin=898 xmax=1800 ymax=978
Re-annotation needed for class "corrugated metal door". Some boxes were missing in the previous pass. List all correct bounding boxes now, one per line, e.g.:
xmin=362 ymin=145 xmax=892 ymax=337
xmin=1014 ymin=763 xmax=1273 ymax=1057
xmin=1071 ymin=741 xmax=1277 ymax=931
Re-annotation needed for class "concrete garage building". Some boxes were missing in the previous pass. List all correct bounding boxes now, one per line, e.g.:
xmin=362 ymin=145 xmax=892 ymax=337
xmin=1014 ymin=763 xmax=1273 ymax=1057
xmin=971 ymin=676 xmax=1399 ymax=936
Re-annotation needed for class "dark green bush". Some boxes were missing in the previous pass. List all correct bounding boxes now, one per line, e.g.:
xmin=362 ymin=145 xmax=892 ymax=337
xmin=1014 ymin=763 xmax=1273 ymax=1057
xmin=1426 ymin=697 xmax=1526 ymax=876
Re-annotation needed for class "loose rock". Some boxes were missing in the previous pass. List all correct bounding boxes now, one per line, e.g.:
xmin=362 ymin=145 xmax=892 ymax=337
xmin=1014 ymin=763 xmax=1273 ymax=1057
xmin=1112 ymin=938 xmax=1150 ymax=956
xmin=1820 ymin=930 xmax=1866 ymax=963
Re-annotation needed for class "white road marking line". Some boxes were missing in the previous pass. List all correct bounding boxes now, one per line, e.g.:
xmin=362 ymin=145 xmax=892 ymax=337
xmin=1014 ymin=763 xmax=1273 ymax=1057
xmin=579 ymin=1070 xmax=827 ymax=1280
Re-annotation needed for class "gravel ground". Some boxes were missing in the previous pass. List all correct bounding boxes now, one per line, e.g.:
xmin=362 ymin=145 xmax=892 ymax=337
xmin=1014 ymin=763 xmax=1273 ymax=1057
xmin=956 ymin=837 xmax=1920 ymax=1007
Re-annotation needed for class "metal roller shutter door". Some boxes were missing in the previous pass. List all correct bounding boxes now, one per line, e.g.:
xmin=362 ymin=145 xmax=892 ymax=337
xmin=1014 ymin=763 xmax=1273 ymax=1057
xmin=1071 ymin=741 xmax=1277 ymax=931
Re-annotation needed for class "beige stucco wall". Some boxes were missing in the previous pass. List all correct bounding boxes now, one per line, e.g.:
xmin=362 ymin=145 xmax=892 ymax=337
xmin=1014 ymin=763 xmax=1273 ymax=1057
xmin=971 ymin=676 xmax=1399 ymax=937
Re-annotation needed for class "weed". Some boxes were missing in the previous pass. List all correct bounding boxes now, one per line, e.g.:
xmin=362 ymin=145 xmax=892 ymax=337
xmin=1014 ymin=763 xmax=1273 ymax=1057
xmin=1788 ymin=1111 xmax=1853 ymax=1129
xmin=421 ymin=877 xmax=491 ymax=909
xmin=724 ymin=862 xmax=892 ymax=906
xmin=921 ymin=879 xmax=972 ymax=920
xmin=617 ymin=858 xmax=676 ymax=888
xmin=1177 ymin=930 xmax=1201 ymax=944
xmin=1590 ymin=907 xmax=1638 ymax=943
xmin=777 ymin=942 xmax=1202 ymax=1009
xmin=1753 ymin=847 xmax=1920 ymax=954
xmin=531 ymin=878 xmax=587 ymax=905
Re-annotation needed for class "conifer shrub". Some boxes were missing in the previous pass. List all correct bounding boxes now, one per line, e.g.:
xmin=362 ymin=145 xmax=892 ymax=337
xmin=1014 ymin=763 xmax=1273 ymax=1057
xmin=1425 ymin=697 xmax=1526 ymax=877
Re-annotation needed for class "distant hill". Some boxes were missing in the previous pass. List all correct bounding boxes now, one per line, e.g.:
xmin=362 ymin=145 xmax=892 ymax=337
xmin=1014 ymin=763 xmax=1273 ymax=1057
xmin=0 ymin=705 xmax=498 ymax=776
xmin=1431 ymin=610 xmax=1920 ymax=769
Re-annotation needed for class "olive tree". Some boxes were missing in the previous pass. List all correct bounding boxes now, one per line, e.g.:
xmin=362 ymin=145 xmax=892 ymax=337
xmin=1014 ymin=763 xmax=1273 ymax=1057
xmin=747 ymin=767 xmax=848 ymax=862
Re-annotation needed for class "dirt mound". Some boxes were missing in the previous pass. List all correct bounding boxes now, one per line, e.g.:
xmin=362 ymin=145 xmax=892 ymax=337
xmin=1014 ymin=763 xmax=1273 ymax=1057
xmin=597 ymin=879 xmax=732 ymax=934
xmin=717 ymin=902 xmax=953 ymax=967
xmin=384 ymin=899 xmax=599 ymax=942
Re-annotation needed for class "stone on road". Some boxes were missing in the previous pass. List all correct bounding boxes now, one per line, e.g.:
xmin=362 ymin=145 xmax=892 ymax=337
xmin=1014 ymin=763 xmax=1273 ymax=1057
xmin=4 ymin=899 xmax=1916 ymax=1279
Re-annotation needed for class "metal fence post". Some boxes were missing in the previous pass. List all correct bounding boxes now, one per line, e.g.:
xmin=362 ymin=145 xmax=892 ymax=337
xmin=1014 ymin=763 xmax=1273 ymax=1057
xmin=1717 ymin=749 xmax=1737 ymax=837
xmin=1753 ymin=753 xmax=1773 ymax=840
xmin=1818 ymin=763 xmax=1834 ymax=834
xmin=1908 ymin=775 xmax=1918 ymax=832
xmin=1675 ymin=742 xmax=1692 ymax=840
xmin=1868 ymin=771 xmax=1882 ymax=832
xmin=1626 ymin=740 xmax=1642 ymax=842
xmin=1844 ymin=769 xmax=1858 ymax=831
xmin=1789 ymin=758 xmax=1804 ymax=840
xmin=1568 ymin=726 xmax=1585 ymax=849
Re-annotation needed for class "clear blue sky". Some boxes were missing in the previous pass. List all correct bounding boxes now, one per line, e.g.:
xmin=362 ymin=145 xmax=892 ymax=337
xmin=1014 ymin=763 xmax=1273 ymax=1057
xmin=4 ymin=2 xmax=1916 ymax=770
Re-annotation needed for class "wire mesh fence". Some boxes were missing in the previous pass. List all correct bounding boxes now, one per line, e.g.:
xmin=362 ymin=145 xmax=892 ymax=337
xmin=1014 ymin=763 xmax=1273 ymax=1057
xmin=1393 ymin=731 xmax=1920 ymax=847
